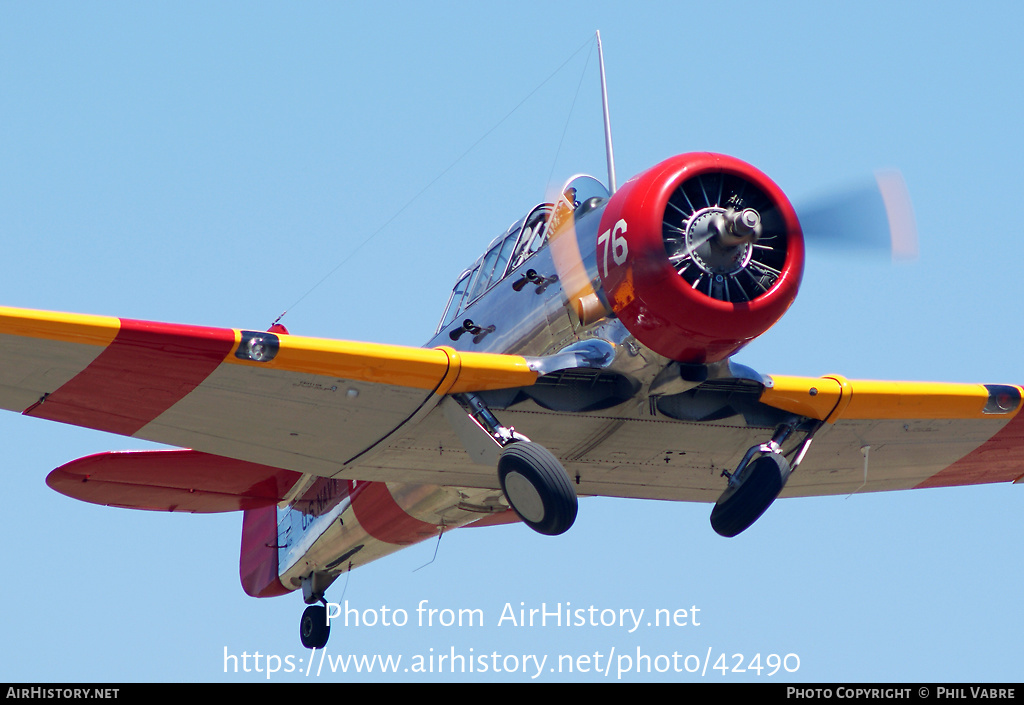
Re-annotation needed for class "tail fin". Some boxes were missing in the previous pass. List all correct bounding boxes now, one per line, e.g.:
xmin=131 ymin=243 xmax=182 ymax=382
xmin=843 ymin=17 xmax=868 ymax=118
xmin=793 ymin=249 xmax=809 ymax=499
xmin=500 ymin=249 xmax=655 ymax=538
xmin=240 ymin=504 xmax=290 ymax=597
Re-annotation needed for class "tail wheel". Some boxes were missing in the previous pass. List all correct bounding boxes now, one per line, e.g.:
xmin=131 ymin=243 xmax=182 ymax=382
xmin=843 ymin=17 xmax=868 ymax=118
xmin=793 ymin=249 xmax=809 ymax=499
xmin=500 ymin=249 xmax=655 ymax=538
xmin=710 ymin=452 xmax=791 ymax=537
xmin=498 ymin=441 xmax=577 ymax=536
xmin=300 ymin=604 xmax=330 ymax=649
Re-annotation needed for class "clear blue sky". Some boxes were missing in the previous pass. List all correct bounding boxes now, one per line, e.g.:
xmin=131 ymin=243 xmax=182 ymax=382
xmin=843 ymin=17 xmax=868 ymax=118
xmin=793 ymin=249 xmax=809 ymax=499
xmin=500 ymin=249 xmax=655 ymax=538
xmin=2 ymin=1 xmax=1023 ymax=682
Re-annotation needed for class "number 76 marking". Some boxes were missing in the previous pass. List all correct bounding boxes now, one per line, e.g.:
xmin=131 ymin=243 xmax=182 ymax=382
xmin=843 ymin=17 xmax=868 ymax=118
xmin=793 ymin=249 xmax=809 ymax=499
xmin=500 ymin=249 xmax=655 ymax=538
xmin=597 ymin=219 xmax=628 ymax=277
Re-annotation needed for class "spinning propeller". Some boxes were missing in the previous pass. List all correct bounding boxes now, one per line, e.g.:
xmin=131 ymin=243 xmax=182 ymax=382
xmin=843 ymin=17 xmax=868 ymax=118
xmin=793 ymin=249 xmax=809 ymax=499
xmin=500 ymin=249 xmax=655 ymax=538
xmin=796 ymin=170 xmax=918 ymax=260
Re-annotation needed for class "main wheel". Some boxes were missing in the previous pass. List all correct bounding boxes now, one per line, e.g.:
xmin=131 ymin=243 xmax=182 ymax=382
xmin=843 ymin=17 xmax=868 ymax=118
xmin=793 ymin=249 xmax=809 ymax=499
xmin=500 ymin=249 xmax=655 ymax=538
xmin=710 ymin=452 xmax=791 ymax=537
xmin=300 ymin=604 xmax=330 ymax=649
xmin=498 ymin=441 xmax=577 ymax=536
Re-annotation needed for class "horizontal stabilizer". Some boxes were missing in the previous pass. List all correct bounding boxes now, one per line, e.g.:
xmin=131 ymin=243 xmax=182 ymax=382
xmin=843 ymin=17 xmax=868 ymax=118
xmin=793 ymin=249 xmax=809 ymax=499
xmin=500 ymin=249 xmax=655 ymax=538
xmin=46 ymin=449 xmax=301 ymax=513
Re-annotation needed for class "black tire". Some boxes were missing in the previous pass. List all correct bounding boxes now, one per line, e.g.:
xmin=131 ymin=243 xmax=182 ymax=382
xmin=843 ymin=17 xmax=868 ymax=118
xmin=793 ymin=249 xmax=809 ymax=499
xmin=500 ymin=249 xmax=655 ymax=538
xmin=300 ymin=604 xmax=330 ymax=649
xmin=710 ymin=453 xmax=790 ymax=538
xmin=498 ymin=441 xmax=577 ymax=536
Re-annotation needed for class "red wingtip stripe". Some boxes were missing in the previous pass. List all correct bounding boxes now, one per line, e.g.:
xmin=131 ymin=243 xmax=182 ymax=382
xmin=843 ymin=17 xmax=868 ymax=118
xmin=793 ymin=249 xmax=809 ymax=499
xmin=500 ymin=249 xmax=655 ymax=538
xmin=26 ymin=319 xmax=236 ymax=436
xmin=916 ymin=409 xmax=1024 ymax=488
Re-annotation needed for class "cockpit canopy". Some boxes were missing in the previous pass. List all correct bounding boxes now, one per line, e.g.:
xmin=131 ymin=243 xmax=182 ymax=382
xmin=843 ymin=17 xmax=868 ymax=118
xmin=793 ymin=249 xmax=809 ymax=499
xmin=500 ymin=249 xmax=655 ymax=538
xmin=436 ymin=175 xmax=609 ymax=333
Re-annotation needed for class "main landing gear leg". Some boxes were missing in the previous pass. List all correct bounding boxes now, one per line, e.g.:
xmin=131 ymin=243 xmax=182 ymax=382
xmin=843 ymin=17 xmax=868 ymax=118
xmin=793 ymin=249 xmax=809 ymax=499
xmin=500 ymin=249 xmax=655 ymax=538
xmin=710 ymin=424 xmax=804 ymax=538
xmin=299 ymin=573 xmax=332 ymax=649
xmin=455 ymin=393 xmax=578 ymax=536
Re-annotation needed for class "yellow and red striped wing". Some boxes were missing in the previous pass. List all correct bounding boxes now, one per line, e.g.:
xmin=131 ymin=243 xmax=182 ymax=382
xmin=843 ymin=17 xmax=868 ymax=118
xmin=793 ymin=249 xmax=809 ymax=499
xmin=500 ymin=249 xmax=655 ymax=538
xmin=0 ymin=306 xmax=536 ymax=484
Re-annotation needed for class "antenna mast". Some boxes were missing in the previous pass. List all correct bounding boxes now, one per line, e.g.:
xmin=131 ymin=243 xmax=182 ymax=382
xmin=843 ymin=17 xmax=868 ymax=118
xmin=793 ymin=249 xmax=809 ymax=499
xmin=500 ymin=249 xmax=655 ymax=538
xmin=596 ymin=30 xmax=617 ymax=194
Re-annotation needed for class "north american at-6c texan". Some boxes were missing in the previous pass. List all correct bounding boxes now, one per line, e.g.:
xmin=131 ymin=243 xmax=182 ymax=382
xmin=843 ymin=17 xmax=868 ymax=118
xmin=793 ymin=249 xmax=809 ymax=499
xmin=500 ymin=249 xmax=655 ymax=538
xmin=7 ymin=67 xmax=1023 ymax=650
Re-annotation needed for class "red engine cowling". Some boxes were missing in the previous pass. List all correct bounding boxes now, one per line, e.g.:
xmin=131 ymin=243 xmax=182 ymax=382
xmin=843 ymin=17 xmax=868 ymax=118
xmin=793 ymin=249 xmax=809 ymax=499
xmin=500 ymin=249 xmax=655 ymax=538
xmin=596 ymin=153 xmax=804 ymax=363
